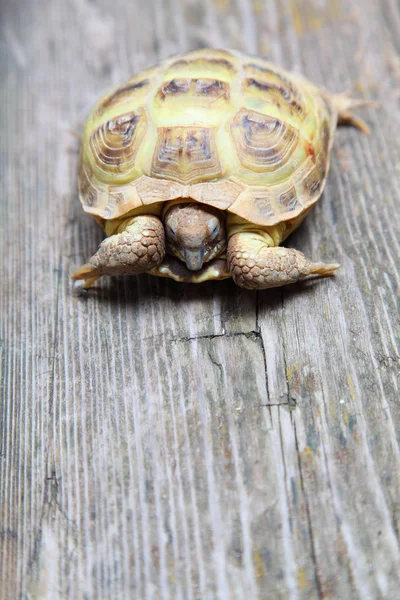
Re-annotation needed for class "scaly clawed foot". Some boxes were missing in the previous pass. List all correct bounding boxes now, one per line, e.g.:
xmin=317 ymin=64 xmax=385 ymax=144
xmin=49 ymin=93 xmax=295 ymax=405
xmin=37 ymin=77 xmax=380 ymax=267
xmin=72 ymin=215 xmax=165 ymax=288
xmin=227 ymin=232 xmax=339 ymax=290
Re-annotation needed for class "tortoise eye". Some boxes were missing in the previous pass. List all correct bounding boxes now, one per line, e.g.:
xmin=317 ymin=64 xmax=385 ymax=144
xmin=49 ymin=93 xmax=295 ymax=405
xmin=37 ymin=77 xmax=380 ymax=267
xmin=166 ymin=225 xmax=177 ymax=241
xmin=208 ymin=217 xmax=220 ymax=239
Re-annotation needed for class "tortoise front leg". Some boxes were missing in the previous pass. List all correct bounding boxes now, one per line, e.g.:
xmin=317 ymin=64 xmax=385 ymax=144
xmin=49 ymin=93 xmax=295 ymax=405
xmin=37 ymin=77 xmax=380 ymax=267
xmin=72 ymin=215 xmax=165 ymax=288
xmin=227 ymin=231 xmax=339 ymax=290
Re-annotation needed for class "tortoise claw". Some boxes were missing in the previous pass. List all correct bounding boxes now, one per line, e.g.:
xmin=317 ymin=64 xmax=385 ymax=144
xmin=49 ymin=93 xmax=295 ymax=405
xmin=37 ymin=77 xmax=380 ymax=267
xmin=71 ymin=263 xmax=101 ymax=288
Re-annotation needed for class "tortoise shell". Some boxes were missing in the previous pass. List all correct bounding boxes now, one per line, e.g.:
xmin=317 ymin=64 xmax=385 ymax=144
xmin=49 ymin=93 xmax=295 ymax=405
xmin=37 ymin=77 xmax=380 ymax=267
xmin=79 ymin=48 xmax=336 ymax=227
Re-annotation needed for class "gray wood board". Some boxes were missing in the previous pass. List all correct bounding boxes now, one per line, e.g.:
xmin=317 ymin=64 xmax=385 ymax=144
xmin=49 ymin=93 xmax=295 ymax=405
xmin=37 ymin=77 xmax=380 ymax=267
xmin=1 ymin=0 xmax=399 ymax=598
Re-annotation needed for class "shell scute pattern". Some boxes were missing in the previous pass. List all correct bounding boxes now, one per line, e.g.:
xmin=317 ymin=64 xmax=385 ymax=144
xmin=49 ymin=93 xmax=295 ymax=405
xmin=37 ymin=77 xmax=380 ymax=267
xmin=158 ymin=78 xmax=230 ymax=101
xmin=87 ymin=108 xmax=148 ymax=184
xmin=278 ymin=186 xmax=301 ymax=212
xmin=156 ymin=78 xmax=230 ymax=108
xmin=231 ymin=108 xmax=300 ymax=174
xmin=240 ymin=190 xmax=276 ymax=220
xmin=79 ymin=163 xmax=97 ymax=207
xmin=164 ymin=50 xmax=238 ymax=80
xmin=95 ymin=79 xmax=151 ymax=117
xmin=94 ymin=63 xmax=160 ymax=119
xmin=151 ymin=126 xmax=223 ymax=184
xmin=242 ymin=76 xmax=306 ymax=121
xmin=80 ymin=49 xmax=335 ymax=225
xmin=300 ymin=166 xmax=323 ymax=198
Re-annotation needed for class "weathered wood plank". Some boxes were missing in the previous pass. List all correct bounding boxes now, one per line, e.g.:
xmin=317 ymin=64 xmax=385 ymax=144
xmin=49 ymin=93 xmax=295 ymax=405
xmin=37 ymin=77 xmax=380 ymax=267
xmin=1 ymin=0 xmax=399 ymax=598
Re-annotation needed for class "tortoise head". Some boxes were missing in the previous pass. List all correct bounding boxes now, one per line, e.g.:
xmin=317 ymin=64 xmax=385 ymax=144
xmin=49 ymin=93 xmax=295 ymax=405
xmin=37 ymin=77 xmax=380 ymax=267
xmin=164 ymin=203 xmax=226 ymax=271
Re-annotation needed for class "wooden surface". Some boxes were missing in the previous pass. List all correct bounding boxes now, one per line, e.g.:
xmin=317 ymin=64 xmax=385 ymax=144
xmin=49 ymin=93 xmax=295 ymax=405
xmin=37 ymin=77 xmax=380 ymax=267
xmin=1 ymin=0 xmax=400 ymax=598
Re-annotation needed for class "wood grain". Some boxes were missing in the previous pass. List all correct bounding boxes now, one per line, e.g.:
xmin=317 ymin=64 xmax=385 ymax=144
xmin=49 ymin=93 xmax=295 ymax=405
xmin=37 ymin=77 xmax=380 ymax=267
xmin=1 ymin=0 xmax=399 ymax=598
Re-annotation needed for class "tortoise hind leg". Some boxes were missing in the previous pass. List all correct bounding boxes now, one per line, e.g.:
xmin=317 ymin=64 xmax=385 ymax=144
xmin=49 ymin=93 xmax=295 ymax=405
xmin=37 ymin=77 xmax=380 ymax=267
xmin=227 ymin=231 xmax=339 ymax=290
xmin=332 ymin=93 xmax=378 ymax=135
xmin=71 ymin=215 xmax=165 ymax=287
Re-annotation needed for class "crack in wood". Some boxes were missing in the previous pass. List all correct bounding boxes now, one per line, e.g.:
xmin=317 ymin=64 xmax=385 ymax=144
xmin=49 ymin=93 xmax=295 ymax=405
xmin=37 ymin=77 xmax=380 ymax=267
xmin=259 ymin=399 xmax=297 ymax=409
xmin=170 ymin=330 xmax=262 ymax=343
xmin=207 ymin=350 xmax=223 ymax=381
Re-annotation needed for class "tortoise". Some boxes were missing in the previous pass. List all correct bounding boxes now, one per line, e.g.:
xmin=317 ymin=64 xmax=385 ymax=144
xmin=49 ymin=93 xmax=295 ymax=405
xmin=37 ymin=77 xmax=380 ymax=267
xmin=72 ymin=48 xmax=371 ymax=290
